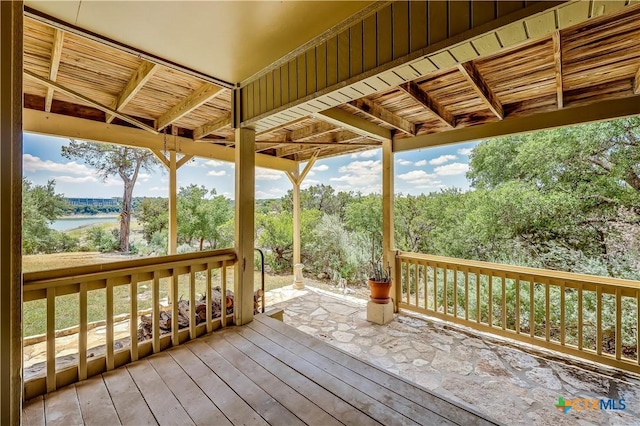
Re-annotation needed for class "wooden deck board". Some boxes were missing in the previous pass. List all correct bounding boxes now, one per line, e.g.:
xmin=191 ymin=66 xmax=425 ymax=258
xmin=209 ymin=330 xmax=342 ymax=426
xmin=146 ymin=351 xmax=231 ymax=426
xmin=22 ymin=395 xmax=45 ymax=426
xmin=75 ymin=376 xmax=121 ymax=426
xmin=26 ymin=315 xmax=497 ymax=426
xmin=126 ymin=360 xmax=195 ymax=426
xmin=102 ymin=368 xmax=157 ymax=426
xmin=254 ymin=314 xmax=493 ymax=426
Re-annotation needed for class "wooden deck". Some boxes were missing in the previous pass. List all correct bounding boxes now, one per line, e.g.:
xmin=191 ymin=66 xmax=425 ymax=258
xmin=22 ymin=315 xmax=497 ymax=426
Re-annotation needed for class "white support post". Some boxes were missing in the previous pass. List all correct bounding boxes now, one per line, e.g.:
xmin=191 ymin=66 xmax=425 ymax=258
xmin=234 ymin=127 xmax=255 ymax=325
xmin=0 ymin=1 xmax=23 ymax=422
xmin=168 ymin=151 xmax=178 ymax=255
xmin=382 ymin=139 xmax=396 ymax=312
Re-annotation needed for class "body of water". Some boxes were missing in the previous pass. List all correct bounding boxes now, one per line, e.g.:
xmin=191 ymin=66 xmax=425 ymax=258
xmin=51 ymin=216 xmax=119 ymax=231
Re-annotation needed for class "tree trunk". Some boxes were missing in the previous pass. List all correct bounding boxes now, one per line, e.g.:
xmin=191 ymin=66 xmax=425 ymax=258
xmin=119 ymin=182 xmax=133 ymax=252
xmin=199 ymin=237 xmax=204 ymax=251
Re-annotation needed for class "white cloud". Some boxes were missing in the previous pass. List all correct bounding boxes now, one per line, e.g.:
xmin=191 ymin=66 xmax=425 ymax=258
xmin=205 ymin=160 xmax=223 ymax=167
xmin=256 ymin=188 xmax=286 ymax=199
xmin=138 ymin=173 xmax=151 ymax=182
xmin=207 ymin=170 xmax=226 ymax=177
xmin=23 ymin=154 xmax=93 ymax=176
xmin=149 ymin=186 xmax=165 ymax=192
xmin=397 ymin=170 xmax=439 ymax=186
xmin=313 ymin=164 xmax=329 ymax=172
xmin=397 ymin=159 xmax=413 ymax=166
xmin=54 ymin=175 xmax=97 ymax=183
xmin=255 ymin=168 xmax=283 ymax=181
xmin=457 ymin=148 xmax=473 ymax=156
xmin=301 ymin=179 xmax=320 ymax=189
xmin=350 ymin=149 xmax=379 ymax=159
xmin=414 ymin=160 xmax=427 ymax=167
xmin=429 ymin=155 xmax=458 ymax=165
xmin=434 ymin=162 xmax=469 ymax=176
xmin=331 ymin=160 xmax=381 ymax=186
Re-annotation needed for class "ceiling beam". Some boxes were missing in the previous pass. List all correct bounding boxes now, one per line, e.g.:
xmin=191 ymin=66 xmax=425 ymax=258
xmin=399 ymin=82 xmax=456 ymax=128
xmin=23 ymin=109 xmax=298 ymax=173
xmin=256 ymin=117 xmax=307 ymax=136
xmin=393 ymin=95 xmax=640 ymax=153
xmin=107 ymin=61 xmax=159 ymax=123
xmin=288 ymin=121 xmax=336 ymax=141
xmin=156 ymin=83 xmax=224 ymax=131
xmin=24 ymin=70 xmax=158 ymax=134
xmin=457 ymin=62 xmax=504 ymax=120
xmin=552 ymin=32 xmax=564 ymax=108
xmin=634 ymin=65 xmax=640 ymax=95
xmin=348 ymin=99 xmax=415 ymax=136
xmin=193 ymin=112 xmax=232 ymax=140
xmin=44 ymin=29 xmax=64 ymax=112
xmin=314 ymin=108 xmax=392 ymax=141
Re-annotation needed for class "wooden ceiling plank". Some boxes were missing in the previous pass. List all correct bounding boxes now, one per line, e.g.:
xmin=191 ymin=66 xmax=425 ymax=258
xmin=156 ymin=83 xmax=224 ymax=131
xmin=44 ymin=29 xmax=64 ymax=112
xmin=552 ymin=31 xmax=564 ymax=108
xmin=348 ymin=99 xmax=415 ymax=136
xmin=24 ymin=70 xmax=159 ymax=134
xmin=107 ymin=61 xmax=159 ymax=123
xmin=193 ymin=112 xmax=232 ymax=140
xmin=399 ymin=82 xmax=456 ymax=128
xmin=457 ymin=62 xmax=504 ymax=120
xmin=634 ymin=65 xmax=640 ymax=95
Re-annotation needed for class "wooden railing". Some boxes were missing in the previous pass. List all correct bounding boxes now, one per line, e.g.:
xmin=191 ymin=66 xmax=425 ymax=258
xmin=395 ymin=251 xmax=640 ymax=374
xmin=23 ymin=248 xmax=237 ymax=399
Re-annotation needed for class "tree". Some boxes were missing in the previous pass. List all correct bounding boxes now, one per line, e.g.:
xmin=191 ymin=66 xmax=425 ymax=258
xmin=62 ymin=141 xmax=159 ymax=252
xmin=23 ymin=179 xmax=77 ymax=254
xmin=136 ymin=198 xmax=168 ymax=243
xmin=177 ymin=184 xmax=233 ymax=251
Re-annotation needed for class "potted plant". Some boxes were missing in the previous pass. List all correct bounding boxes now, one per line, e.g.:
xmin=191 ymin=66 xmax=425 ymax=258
xmin=368 ymin=259 xmax=391 ymax=304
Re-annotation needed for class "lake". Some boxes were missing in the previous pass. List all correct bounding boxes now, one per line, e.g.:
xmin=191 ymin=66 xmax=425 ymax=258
xmin=51 ymin=216 xmax=119 ymax=231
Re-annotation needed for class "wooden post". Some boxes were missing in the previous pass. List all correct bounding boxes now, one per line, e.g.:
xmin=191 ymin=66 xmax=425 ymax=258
xmin=234 ymin=127 xmax=255 ymax=325
xmin=382 ymin=139 xmax=396 ymax=312
xmin=285 ymin=153 xmax=317 ymax=289
xmin=0 ymin=1 xmax=23 ymax=422
xmin=168 ymin=151 xmax=177 ymax=255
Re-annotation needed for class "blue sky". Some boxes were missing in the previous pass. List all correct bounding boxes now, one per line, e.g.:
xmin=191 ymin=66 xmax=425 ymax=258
xmin=23 ymin=132 xmax=478 ymax=199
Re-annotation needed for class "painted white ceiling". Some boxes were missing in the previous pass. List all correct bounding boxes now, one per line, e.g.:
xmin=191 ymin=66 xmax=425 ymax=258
xmin=25 ymin=1 xmax=374 ymax=84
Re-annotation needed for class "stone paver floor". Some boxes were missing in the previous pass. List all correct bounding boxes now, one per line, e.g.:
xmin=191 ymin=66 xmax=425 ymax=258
xmin=267 ymin=285 xmax=640 ymax=426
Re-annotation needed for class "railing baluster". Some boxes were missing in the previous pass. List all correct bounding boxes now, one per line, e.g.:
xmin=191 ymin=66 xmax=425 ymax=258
xmin=529 ymin=279 xmax=535 ymax=338
xmin=475 ymin=272 xmax=480 ymax=324
xmin=189 ymin=267 xmax=197 ymax=340
xmin=560 ymin=281 xmax=565 ymax=346
xmin=414 ymin=262 xmax=419 ymax=307
xmin=545 ymin=280 xmax=550 ymax=342
xmin=79 ymin=283 xmax=88 ymax=380
xmin=172 ymin=271 xmax=179 ymax=346
xmin=46 ymin=287 xmax=56 ymax=393
xmin=488 ymin=273 xmax=493 ymax=327
xmin=615 ymin=288 xmax=622 ymax=361
xmin=515 ymin=277 xmax=520 ymax=334
xmin=453 ymin=268 xmax=458 ymax=318
xmin=501 ymin=273 xmax=506 ymax=330
xmin=423 ymin=262 xmax=428 ymax=310
xmin=405 ymin=261 xmax=410 ymax=305
xmin=443 ymin=267 xmax=448 ymax=315
xmin=578 ymin=284 xmax=583 ymax=351
xmin=464 ymin=268 xmax=469 ymax=321
xmin=596 ymin=286 xmax=603 ymax=356
xmin=433 ymin=263 xmax=438 ymax=312
xmin=152 ymin=270 xmax=160 ymax=354
xmin=637 ymin=290 xmax=640 ymax=365
xmin=221 ymin=261 xmax=227 ymax=327
xmin=130 ymin=274 xmax=138 ymax=362
xmin=206 ymin=263 xmax=213 ymax=333
xmin=106 ymin=279 xmax=114 ymax=371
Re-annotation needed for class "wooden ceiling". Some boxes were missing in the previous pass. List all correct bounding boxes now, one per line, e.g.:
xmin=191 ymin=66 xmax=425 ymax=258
xmin=22 ymin=4 xmax=640 ymax=164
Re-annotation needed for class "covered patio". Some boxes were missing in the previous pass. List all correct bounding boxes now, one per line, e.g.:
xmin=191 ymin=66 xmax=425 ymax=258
xmin=3 ymin=0 xmax=640 ymax=423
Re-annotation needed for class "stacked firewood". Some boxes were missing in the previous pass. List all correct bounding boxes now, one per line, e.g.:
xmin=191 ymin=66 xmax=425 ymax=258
xmin=137 ymin=287 xmax=264 ymax=342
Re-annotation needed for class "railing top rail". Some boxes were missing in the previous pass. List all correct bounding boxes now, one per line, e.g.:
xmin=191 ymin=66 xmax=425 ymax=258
xmin=24 ymin=248 xmax=237 ymax=290
xmin=396 ymin=251 xmax=640 ymax=290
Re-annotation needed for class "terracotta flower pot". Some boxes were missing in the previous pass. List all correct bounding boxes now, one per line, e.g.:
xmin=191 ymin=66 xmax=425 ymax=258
xmin=368 ymin=279 xmax=391 ymax=304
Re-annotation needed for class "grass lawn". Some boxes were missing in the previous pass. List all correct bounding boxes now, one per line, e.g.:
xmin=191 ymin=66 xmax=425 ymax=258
xmin=23 ymin=252 xmax=293 ymax=337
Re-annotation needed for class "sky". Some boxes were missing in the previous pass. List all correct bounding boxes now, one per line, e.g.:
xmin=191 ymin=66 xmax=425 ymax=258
xmin=23 ymin=132 xmax=478 ymax=200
